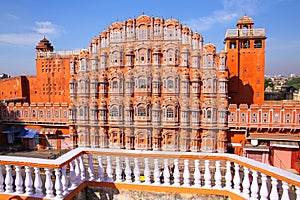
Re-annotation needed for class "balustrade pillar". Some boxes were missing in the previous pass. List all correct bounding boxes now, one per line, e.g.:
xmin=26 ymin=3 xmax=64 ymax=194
xmin=269 ymin=177 xmax=279 ymax=200
xmin=4 ymin=165 xmax=13 ymax=193
xmin=183 ymin=159 xmax=190 ymax=186
xmin=106 ymin=156 xmax=113 ymax=182
xmin=25 ymin=166 xmax=33 ymax=195
xmin=0 ymin=165 xmax=3 ymax=192
xmin=134 ymin=158 xmax=140 ymax=184
xmin=173 ymin=159 xmax=180 ymax=186
xmin=79 ymin=155 xmax=86 ymax=181
xmin=115 ymin=157 xmax=122 ymax=182
xmin=144 ymin=158 xmax=151 ymax=184
xmin=34 ymin=167 xmax=43 ymax=197
xmin=15 ymin=165 xmax=23 ymax=194
xmin=74 ymin=158 xmax=81 ymax=184
xmin=125 ymin=157 xmax=132 ymax=183
xmin=225 ymin=161 xmax=232 ymax=190
xmin=281 ymin=181 xmax=290 ymax=200
xmin=233 ymin=163 xmax=241 ymax=193
xmin=61 ymin=166 xmax=69 ymax=195
xmin=214 ymin=161 xmax=222 ymax=189
xmin=45 ymin=168 xmax=54 ymax=198
xmin=259 ymin=173 xmax=268 ymax=200
xmin=250 ymin=170 xmax=259 ymax=200
xmin=98 ymin=156 xmax=105 ymax=181
xmin=54 ymin=168 xmax=63 ymax=198
xmin=88 ymin=154 xmax=95 ymax=181
xmin=204 ymin=160 xmax=211 ymax=188
xmin=163 ymin=159 xmax=170 ymax=185
xmin=153 ymin=159 xmax=160 ymax=185
xmin=242 ymin=167 xmax=250 ymax=199
xmin=69 ymin=160 xmax=77 ymax=188
xmin=193 ymin=160 xmax=201 ymax=187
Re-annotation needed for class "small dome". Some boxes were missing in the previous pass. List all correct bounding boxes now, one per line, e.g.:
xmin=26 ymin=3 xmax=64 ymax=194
xmin=154 ymin=17 xmax=161 ymax=24
xmin=238 ymin=15 xmax=254 ymax=25
xmin=182 ymin=26 xmax=190 ymax=33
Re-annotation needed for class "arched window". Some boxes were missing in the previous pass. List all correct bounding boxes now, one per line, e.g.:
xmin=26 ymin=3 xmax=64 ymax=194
xmin=111 ymin=107 xmax=119 ymax=117
xmin=138 ymin=107 xmax=146 ymax=116
xmin=167 ymin=80 xmax=174 ymax=89
xmin=138 ymin=78 xmax=146 ymax=88
xmin=112 ymin=81 xmax=118 ymax=89
xmin=207 ymin=110 xmax=211 ymax=119
xmin=167 ymin=108 xmax=174 ymax=118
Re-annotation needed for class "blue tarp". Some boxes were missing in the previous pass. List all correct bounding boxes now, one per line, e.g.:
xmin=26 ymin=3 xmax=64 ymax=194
xmin=17 ymin=128 xmax=38 ymax=139
xmin=1 ymin=127 xmax=22 ymax=134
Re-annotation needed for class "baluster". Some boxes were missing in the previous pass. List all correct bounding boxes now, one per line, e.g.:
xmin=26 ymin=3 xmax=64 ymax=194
xmin=250 ymin=170 xmax=259 ymax=200
xmin=193 ymin=160 xmax=201 ymax=187
xmin=204 ymin=160 xmax=211 ymax=188
xmin=106 ymin=156 xmax=113 ymax=182
xmin=34 ymin=167 xmax=43 ymax=197
xmin=144 ymin=158 xmax=151 ymax=184
xmin=260 ymin=173 xmax=268 ymax=200
xmin=98 ymin=156 xmax=105 ymax=181
xmin=173 ymin=159 xmax=180 ymax=186
xmin=4 ymin=165 xmax=13 ymax=193
xmin=183 ymin=159 xmax=190 ymax=186
xmin=134 ymin=158 xmax=140 ymax=184
xmin=214 ymin=161 xmax=222 ymax=189
xmin=295 ymin=186 xmax=300 ymax=200
xmin=242 ymin=167 xmax=250 ymax=199
xmin=54 ymin=168 xmax=63 ymax=198
xmin=87 ymin=154 xmax=95 ymax=181
xmin=281 ymin=181 xmax=290 ymax=200
xmin=61 ymin=166 xmax=69 ymax=196
xmin=79 ymin=155 xmax=86 ymax=181
xmin=69 ymin=160 xmax=77 ymax=188
xmin=0 ymin=165 xmax=4 ymax=192
xmin=15 ymin=165 xmax=24 ymax=194
xmin=225 ymin=161 xmax=232 ymax=189
xmin=45 ymin=168 xmax=54 ymax=198
xmin=233 ymin=163 xmax=241 ymax=193
xmin=115 ymin=157 xmax=122 ymax=182
xmin=153 ymin=159 xmax=160 ymax=185
xmin=24 ymin=166 xmax=33 ymax=195
xmin=163 ymin=159 xmax=170 ymax=186
xmin=125 ymin=157 xmax=132 ymax=183
xmin=74 ymin=157 xmax=81 ymax=184
xmin=270 ymin=177 xmax=279 ymax=200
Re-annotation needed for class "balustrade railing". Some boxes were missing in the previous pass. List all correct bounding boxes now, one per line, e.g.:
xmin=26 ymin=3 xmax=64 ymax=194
xmin=0 ymin=148 xmax=299 ymax=199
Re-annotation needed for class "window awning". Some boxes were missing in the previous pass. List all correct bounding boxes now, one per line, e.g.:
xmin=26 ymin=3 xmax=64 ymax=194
xmin=270 ymin=141 xmax=299 ymax=149
xmin=38 ymin=128 xmax=58 ymax=135
xmin=17 ymin=128 xmax=38 ymax=139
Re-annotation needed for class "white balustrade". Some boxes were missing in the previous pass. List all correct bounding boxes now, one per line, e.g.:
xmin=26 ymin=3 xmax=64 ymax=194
xmin=5 ymin=165 xmax=13 ymax=193
xmin=153 ymin=159 xmax=160 ymax=185
xmin=106 ymin=156 xmax=113 ymax=182
xmin=260 ymin=173 xmax=268 ymax=200
xmin=115 ymin=157 xmax=122 ymax=182
xmin=97 ymin=156 xmax=105 ymax=181
xmin=0 ymin=148 xmax=298 ymax=200
xmin=242 ymin=167 xmax=250 ymax=199
xmin=34 ymin=167 xmax=43 ymax=197
xmin=163 ymin=159 xmax=170 ymax=185
xmin=183 ymin=159 xmax=190 ymax=186
xmin=0 ymin=165 xmax=4 ymax=193
xmin=173 ymin=159 xmax=180 ymax=186
xmin=45 ymin=168 xmax=54 ymax=198
xmin=233 ymin=163 xmax=241 ymax=193
xmin=250 ymin=170 xmax=259 ymax=200
xmin=214 ymin=161 xmax=222 ymax=189
xmin=204 ymin=160 xmax=211 ymax=188
xmin=134 ymin=158 xmax=140 ymax=184
xmin=88 ymin=154 xmax=95 ymax=181
xmin=15 ymin=165 xmax=23 ymax=194
xmin=54 ymin=168 xmax=63 ymax=198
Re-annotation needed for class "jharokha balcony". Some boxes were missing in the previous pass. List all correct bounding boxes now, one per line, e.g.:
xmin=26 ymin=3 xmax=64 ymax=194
xmin=0 ymin=148 xmax=299 ymax=200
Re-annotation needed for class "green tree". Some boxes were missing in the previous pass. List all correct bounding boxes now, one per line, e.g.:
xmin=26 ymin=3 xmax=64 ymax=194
xmin=264 ymin=78 xmax=274 ymax=90
xmin=285 ymin=77 xmax=300 ymax=89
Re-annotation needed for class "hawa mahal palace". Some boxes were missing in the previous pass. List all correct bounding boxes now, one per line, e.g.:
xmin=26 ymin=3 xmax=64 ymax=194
xmin=0 ymin=14 xmax=299 ymax=173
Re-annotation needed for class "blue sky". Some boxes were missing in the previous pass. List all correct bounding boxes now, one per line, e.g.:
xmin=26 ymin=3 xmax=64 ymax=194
xmin=0 ymin=0 xmax=299 ymax=76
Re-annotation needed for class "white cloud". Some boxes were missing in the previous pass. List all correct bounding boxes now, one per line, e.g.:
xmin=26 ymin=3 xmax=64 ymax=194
xmin=5 ymin=13 xmax=20 ymax=20
xmin=0 ymin=21 xmax=61 ymax=46
xmin=185 ymin=0 xmax=259 ymax=32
